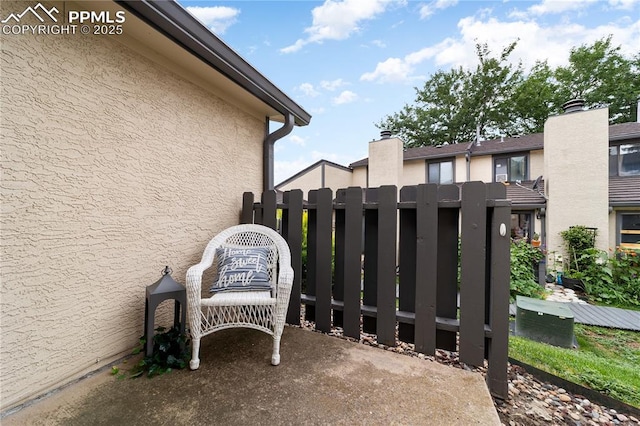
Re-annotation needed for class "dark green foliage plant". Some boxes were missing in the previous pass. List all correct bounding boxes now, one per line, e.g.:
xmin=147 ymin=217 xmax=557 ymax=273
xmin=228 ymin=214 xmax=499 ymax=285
xmin=581 ymin=247 xmax=640 ymax=307
xmin=130 ymin=326 xmax=190 ymax=378
xmin=560 ymin=225 xmax=597 ymax=276
xmin=509 ymin=239 xmax=545 ymax=301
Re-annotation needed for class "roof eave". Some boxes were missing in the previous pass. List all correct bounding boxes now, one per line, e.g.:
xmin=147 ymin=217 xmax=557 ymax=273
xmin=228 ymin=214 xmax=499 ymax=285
xmin=115 ymin=0 xmax=311 ymax=126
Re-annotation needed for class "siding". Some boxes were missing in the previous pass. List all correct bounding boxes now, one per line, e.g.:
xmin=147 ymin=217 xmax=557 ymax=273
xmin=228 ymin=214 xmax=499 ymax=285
xmin=0 ymin=16 xmax=263 ymax=409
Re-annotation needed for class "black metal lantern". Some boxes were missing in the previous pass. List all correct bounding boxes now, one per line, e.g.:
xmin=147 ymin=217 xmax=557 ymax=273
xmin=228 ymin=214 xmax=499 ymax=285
xmin=144 ymin=266 xmax=186 ymax=357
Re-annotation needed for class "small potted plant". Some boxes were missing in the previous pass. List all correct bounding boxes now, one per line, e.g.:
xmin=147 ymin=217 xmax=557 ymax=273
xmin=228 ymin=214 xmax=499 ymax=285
xmin=531 ymin=233 xmax=541 ymax=248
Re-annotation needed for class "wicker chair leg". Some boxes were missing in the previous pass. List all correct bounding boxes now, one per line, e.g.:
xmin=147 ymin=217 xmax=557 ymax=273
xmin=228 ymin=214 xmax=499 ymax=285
xmin=190 ymin=338 xmax=201 ymax=370
xmin=271 ymin=335 xmax=281 ymax=366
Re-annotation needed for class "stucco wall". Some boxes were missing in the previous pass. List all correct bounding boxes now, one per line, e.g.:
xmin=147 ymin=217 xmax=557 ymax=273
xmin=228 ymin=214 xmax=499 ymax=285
xmin=277 ymin=166 xmax=323 ymax=197
xmin=324 ymin=166 xmax=354 ymax=193
xmin=352 ymin=167 xmax=367 ymax=188
xmin=0 ymin=17 xmax=264 ymax=409
xmin=529 ymin=150 xmax=544 ymax=180
xmin=469 ymin=156 xmax=493 ymax=182
xmin=368 ymin=138 xmax=403 ymax=189
xmin=402 ymin=160 xmax=425 ymax=187
xmin=544 ymin=108 xmax=609 ymax=259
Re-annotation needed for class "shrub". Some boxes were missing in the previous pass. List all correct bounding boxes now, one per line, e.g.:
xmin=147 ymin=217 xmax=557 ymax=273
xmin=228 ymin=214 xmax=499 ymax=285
xmin=583 ymin=247 xmax=640 ymax=306
xmin=510 ymin=239 xmax=546 ymax=301
xmin=560 ymin=225 xmax=597 ymax=276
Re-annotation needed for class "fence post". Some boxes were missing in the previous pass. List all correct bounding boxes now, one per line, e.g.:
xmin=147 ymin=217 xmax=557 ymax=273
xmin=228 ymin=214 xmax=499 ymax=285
xmin=241 ymin=192 xmax=254 ymax=224
xmin=282 ymin=189 xmax=304 ymax=325
xmin=343 ymin=187 xmax=364 ymax=339
xmin=261 ymin=190 xmax=277 ymax=230
xmin=459 ymin=181 xmax=487 ymax=367
xmin=486 ymin=183 xmax=510 ymax=399
xmin=414 ymin=184 xmax=439 ymax=354
xmin=309 ymin=188 xmax=333 ymax=332
xmin=377 ymin=185 xmax=397 ymax=346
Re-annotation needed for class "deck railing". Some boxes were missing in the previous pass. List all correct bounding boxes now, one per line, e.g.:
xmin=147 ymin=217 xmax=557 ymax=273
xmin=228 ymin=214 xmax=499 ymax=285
xmin=241 ymin=182 xmax=511 ymax=398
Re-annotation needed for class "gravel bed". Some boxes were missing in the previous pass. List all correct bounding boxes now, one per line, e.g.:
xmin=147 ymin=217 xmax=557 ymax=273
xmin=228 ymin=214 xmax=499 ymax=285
xmin=295 ymin=316 xmax=639 ymax=426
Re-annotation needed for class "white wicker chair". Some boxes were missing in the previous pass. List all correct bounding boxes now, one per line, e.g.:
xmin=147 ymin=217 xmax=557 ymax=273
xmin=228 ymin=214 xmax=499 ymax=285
xmin=186 ymin=224 xmax=293 ymax=369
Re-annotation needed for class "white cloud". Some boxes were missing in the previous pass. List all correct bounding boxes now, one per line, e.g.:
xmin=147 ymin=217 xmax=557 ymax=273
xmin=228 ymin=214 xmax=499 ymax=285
xmin=509 ymin=0 xmax=599 ymax=18
xmin=371 ymin=39 xmax=387 ymax=48
xmin=608 ymin=0 xmax=640 ymax=9
xmin=420 ymin=0 xmax=459 ymax=19
xmin=332 ymin=90 xmax=359 ymax=105
xmin=361 ymin=13 xmax=640 ymax=83
xmin=320 ymin=78 xmax=347 ymax=91
xmin=297 ymin=83 xmax=320 ymax=97
xmin=185 ymin=6 xmax=240 ymax=34
xmin=280 ymin=0 xmax=401 ymax=53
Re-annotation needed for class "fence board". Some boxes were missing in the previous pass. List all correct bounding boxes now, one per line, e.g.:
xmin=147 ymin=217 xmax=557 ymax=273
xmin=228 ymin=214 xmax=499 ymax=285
xmin=487 ymin=184 xmax=510 ymax=399
xmin=241 ymin=192 xmax=254 ymax=224
xmin=282 ymin=190 xmax=303 ymax=325
xmin=343 ymin=187 xmax=364 ymax=339
xmin=398 ymin=186 xmax=417 ymax=343
xmin=261 ymin=190 xmax=277 ymax=230
xmin=459 ymin=181 xmax=487 ymax=366
xmin=436 ymin=184 xmax=459 ymax=351
xmin=377 ymin=186 xmax=397 ymax=346
xmin=414 ymin=184 xmax=439 ymax=354
xmin=314 ymin=188 xmax=333 ymax=332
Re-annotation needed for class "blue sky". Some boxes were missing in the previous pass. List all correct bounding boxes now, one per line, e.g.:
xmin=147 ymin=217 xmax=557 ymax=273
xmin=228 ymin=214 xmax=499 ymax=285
xmin=176 ymin=0 xmax=640 ymax=184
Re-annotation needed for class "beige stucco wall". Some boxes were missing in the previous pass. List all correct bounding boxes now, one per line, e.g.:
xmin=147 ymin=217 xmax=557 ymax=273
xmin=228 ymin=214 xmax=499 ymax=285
xmin=402 ymin=160 xmax=425 ymax=187
xmin=368 ymin=137 xmax=403 ymax=189
xmin=0 ymin=9 xmax=264 ymax=410
xmin=277 ymin=166 xmax=323 ymax=197
xmin=454 ymin=157 xmax=466 ymax=182
xmin=544 ymin=108 xmax=609 ymax=261
xmin=469 ymin=156 xmax=493 ymax=182
xmin=352 ymin=166 xmax=367 ymax=188
xmin=529 ymin=150 xmax=544 ymax=180
xmin=324 ymin=166 xmax=354 ymax=193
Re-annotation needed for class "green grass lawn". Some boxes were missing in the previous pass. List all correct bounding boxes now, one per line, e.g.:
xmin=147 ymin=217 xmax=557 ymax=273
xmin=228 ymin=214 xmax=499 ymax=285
xmin=509 ymin=324 xmax=640 ymax=408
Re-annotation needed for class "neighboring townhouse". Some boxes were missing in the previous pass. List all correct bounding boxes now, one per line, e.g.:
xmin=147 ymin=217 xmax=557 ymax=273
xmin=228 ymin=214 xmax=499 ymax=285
xmin=277 ymin=103 xmax=640 ymax=257
xmin=1 ymin=0 xmax=310 ymax=411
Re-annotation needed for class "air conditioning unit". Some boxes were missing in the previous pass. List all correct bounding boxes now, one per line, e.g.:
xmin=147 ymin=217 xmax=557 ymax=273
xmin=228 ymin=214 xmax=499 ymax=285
xmin=515 ymin=296 xmax=575 ymax=348
xmin=496 ymin=174 xmax=508 ymax=183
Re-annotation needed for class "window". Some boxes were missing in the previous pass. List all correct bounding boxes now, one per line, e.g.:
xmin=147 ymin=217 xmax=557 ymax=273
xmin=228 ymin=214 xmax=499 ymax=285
xmin=619 ymin=213 xmax=640 ymax=249
xmin=494 ymin=154 xmax=527 ymax=182
xmin=610 ymin=143 xmax=640 ymax=176
xmin=427 ymin=160 xmax=454 ymax=184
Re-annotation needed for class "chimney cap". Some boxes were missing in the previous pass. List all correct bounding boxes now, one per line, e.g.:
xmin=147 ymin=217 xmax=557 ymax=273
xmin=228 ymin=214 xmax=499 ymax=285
xmin=380 ymin=130 xmax=392 ymax=139
xmin=562 ymin=99 xmax=586 ymax=113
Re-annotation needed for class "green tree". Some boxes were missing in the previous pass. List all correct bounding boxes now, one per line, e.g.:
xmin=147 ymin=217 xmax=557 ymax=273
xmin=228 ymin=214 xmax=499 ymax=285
xmin=509 ymin=61 xmax=558 ymax=134
xmin=379 ymin=42 xmax=522 ymax=147
xmin=380 ymin=37 xmax=639 ymax=147
xmin=555 ymin=36 xmax=640 ymax=124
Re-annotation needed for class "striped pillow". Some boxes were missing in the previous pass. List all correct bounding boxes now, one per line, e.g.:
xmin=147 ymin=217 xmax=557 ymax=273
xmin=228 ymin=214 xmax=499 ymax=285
xmin=210 ymin=246 xmax=271 ymax=293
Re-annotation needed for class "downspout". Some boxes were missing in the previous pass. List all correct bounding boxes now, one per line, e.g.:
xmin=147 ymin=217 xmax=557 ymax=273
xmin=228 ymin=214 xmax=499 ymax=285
xmin=465 ymin=139 xmax=475 ymax=182
xmin=263 ymin=112 xmax=294 ymax=192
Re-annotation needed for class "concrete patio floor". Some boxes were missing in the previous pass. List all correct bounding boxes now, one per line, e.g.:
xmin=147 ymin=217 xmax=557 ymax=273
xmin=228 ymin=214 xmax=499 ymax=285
xmin=4 ymin=326 xmax=500 ymax=425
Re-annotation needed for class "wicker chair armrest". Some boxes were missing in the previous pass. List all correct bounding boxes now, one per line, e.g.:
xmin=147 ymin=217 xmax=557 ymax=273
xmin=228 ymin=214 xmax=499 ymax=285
xmin=275 ymin=265 xmax=294 ymax=305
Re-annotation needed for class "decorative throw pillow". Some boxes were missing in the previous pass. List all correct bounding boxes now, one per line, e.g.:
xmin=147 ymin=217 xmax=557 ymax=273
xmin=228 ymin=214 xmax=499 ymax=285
xmin=210 ymin=246 xmax=271 ymax=293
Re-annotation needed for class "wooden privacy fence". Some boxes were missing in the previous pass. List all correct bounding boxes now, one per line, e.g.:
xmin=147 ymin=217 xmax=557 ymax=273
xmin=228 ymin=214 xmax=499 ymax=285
xmin=241 ymin=182 xmax=511 ymax=399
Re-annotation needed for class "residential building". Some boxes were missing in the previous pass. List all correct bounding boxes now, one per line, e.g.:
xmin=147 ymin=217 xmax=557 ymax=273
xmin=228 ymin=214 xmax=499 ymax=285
xmin=277 ymin=104 xmax=640 ymax=259
xmin=1 ymin=0 xmax=310 ymax=411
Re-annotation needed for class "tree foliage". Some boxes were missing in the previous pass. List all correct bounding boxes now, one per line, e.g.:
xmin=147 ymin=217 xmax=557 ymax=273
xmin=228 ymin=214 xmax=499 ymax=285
xmin=379 ymin=37 xmax=640 ymax=148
